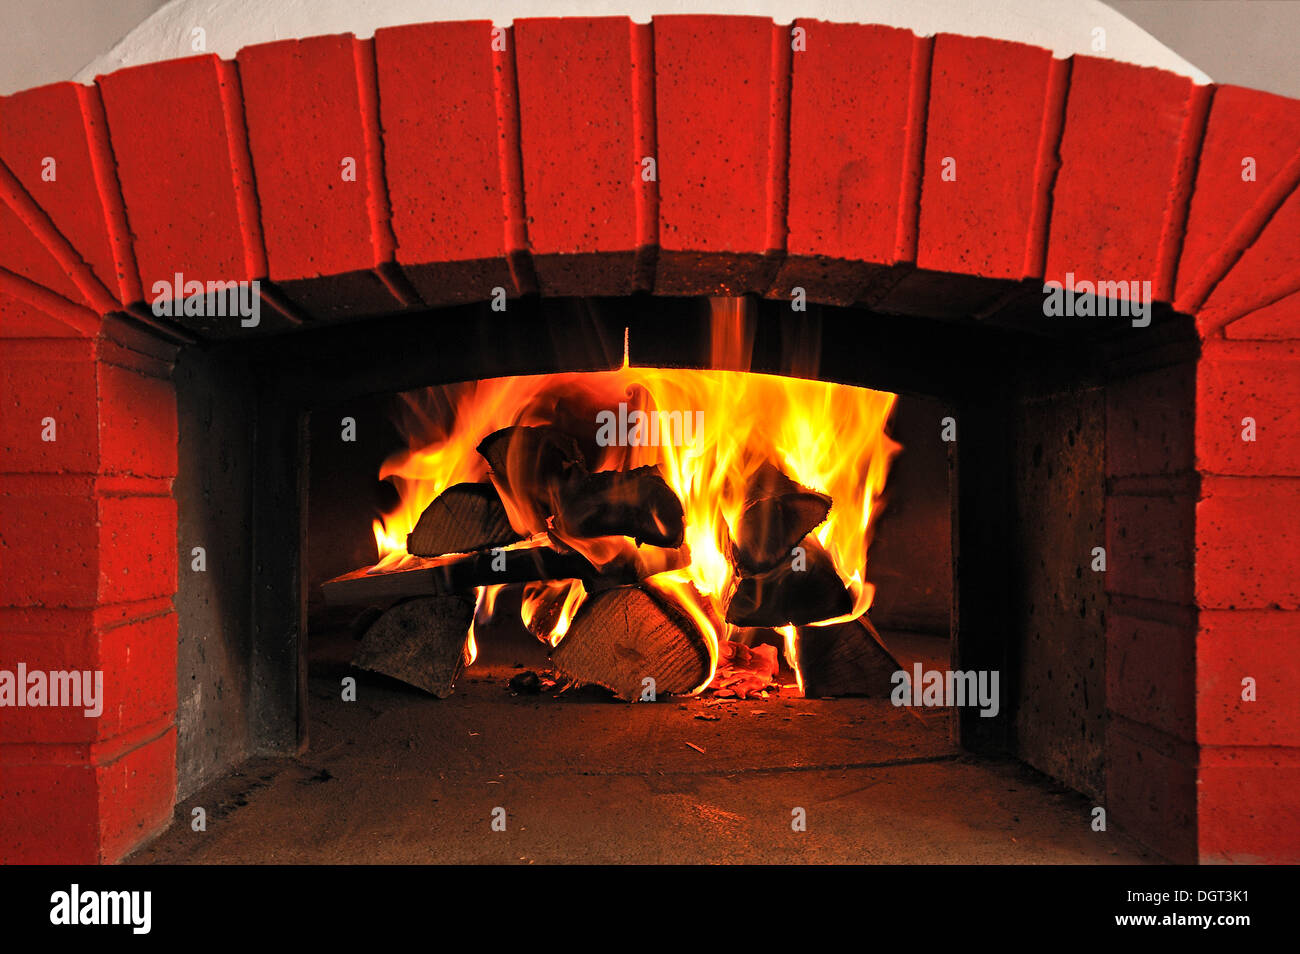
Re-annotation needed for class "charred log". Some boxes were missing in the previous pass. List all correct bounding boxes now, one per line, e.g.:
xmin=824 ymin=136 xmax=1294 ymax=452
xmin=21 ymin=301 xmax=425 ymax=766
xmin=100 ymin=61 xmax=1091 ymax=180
xmin=725 ymin=534 xmax=852 ymax=627
xmin=322 ymin=540 xmax=688 ymax=606
xmin=556 ymin=465 xmax=685 ymax=548
xmin=406 ymin=481 xmax=521 ymax=557
xmin=730 ymin=461 xmax=832 ymax=574
xmin=321 ymin=545 xmax=599 ymax=605
xmin=477 ymin=425 xmax=587 ymax=532
xmin=795 ymin=614 xmax=900 ymax=698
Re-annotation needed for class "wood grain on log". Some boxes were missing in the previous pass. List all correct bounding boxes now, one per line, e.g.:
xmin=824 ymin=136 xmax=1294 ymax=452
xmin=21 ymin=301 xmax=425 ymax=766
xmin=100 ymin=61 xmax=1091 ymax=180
xmin=352 ymin=595 xmax=474 ymax=697
xmin=551 ymin=585 xmax=711 ymax=700
xmin=795 ymin=614 xmax=900 ymax=698
xmin=406 ymin=482 xmax=520 ymax=557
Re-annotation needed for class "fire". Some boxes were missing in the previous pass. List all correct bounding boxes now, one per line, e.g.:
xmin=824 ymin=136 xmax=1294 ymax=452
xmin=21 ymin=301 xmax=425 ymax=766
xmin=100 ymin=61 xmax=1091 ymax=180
xmin=371 ymin=298 xmax=900 ymax=691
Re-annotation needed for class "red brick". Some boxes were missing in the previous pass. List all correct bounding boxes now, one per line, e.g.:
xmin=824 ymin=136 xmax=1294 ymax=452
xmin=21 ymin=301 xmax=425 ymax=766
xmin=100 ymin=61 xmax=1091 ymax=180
xmin=237 ymin=35 xmax=404 ymax=317
xmin=0 ymin=343 xmax=98 ymax=473
xmin=1199 ymin=746 xmax=1300 ymax=863
xmin=1197 ymin=340 xmax=1300 ymax=476
xmin=1224 ymin=289 xmax=1300 ymax=340
xmin=1106 ymin=361 xmax=1195 ymax=477
xmin=0 ymin=201 xmax=87 ymax=306
xmin=1106 ymin=721 xmax=1198 ymax=862
xmin=0 ymin=491 xmax=98 ymax=606
xmin=0 ymin=617 xmax=98 ymax=744
xmin=1045 ymin=57 xmax=1195 ymax=301
xmin=0 ymin=82 xmax=132 ymax=303
xmin=1198 ymin=610 xmax=1300 ymax=746
xmin=96 ymin=727 xmax=175 ymax=863
xmin=916 ymin=35 xmax=1053 ymax=280
xmin=1106 ymin=614 xmax=1195 ymax=741
xmin=97 ymin=612 xmax=177 ymax=739
xmin=1197 ymin=477 xmax=1300 ymax=609
xmin=0 ymin=289 xmax=83 ymax=338
xmin=1177 ymin=86 xmax=1300 ymax=308
xmin=0 ymin=758 xmax=97 ymax=863
xmin=0 ymin=725 xmax=174 ymax=864
xmin=97 ymin=495 xmax=176 ymax=605
xmin=778 ymin=21 xmax=914 ymax=301
xmin=97 ymin=361 xmax=178 ymax=478
xmin=514 ymin=17 xmax=643 ymax=295
xmin=1197 ymin=187 xmax=1300 ymax=333
xmin=374 ymin=21 xmax=517 ymax=304
xmin=97 ymin=56 xmax=262 ymax=305
xmin=654 ymin=15 xmax=784 ymax=294
xmin=1105 ymin=494 xmax=1196 ymax=605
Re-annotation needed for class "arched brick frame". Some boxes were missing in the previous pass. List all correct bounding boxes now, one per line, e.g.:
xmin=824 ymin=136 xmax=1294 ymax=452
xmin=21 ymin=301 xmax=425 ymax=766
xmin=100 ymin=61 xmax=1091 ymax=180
xmin=0 ymin=16 xmax=1295 ymax=864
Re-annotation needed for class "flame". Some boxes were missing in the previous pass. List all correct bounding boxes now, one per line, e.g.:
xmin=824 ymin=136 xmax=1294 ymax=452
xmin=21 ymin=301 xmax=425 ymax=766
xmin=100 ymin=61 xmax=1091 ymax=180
xmin=520 ymin=580 xmax=587 ymax=647
xmin=371 ymin=298 xmax=900 ymax=692
xmin=465 ymin=583 xmax=508 ymax=666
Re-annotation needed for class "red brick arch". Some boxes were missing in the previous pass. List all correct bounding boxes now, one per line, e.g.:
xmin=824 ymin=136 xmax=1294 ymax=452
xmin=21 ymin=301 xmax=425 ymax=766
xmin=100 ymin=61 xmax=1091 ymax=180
xmin=1 ymin=16 xmax=1297 ymax=863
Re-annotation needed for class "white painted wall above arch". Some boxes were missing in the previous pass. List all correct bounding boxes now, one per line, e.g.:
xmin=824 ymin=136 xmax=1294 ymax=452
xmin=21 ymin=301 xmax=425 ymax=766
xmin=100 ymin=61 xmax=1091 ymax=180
xmin=72 ymin=0 xmax=1212 ymax=87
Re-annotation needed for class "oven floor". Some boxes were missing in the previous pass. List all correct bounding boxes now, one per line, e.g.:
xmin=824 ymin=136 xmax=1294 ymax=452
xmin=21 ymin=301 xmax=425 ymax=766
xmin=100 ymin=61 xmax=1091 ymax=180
xmin=130 ymin=629 xmax=1157 ymax=864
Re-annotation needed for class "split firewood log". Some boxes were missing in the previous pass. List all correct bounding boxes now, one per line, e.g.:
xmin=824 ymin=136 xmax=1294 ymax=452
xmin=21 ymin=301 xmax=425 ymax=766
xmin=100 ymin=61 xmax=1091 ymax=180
xmin=725 ymin=534 xmax=852 ymax=627
xmin=794 ymin=614 xmax=900 ymax=698
xmin=321 ymin=539 xmax=688 ymax=606
xmin=351 ymin=595 xmax=474 ymax=697
xmin=729 ymin=460 xmax=832 ymax=574
xmin=551 ymin=585 xmax=711 ymax=701
xmin=477 ymin=425 xmax=587 ymax=533
xmin=555 ymin=464 xmax=685 ymax=548
xmin=406 ymin=481 xmax=521 ymax=556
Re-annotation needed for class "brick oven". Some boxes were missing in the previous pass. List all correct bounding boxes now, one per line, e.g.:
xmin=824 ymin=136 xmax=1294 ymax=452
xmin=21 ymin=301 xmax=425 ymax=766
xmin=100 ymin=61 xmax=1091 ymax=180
xmin=0 ymin=15 xmax=1297 ymax=865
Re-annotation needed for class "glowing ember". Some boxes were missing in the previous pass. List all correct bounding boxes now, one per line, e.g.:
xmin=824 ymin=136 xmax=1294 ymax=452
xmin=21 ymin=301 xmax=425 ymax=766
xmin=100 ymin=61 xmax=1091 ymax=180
xmin=371 ymin=298 xmax=900 ymax=691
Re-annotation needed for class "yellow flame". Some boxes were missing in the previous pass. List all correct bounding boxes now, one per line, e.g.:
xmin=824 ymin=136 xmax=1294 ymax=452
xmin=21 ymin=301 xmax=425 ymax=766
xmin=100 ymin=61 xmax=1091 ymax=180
xmin=466 ymin=584 xmax=509 ymax=665
xmin=520 ymin=580 xmax=587 ymax=647
xmin=371 ymin=298 xmax=900 ymax=692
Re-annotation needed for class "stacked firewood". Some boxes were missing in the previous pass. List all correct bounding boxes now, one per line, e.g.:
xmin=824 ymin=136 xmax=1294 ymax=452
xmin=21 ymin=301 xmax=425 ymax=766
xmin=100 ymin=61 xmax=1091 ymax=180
xmin=324 ymin=425 xmax=897 ymax=700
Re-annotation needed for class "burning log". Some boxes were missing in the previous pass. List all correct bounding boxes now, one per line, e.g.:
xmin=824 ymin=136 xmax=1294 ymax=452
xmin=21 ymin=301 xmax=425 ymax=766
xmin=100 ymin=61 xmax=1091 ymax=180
xmin=556 ymin=465 xmax=685 ymax=548
xmin=477 ymin=425 xmax=587 ymax=532
xmin=725 ymin=535 xmax=852 ymax=627
xmin=321 ymin=544 xmax=600 ymax=605
xmin=352 ymin=595 xmax=474 ymax=698
xmin=730 ymin=461 xmax=832 ymax=574
xmin=406 ymin=482 xmax=521 ymax=557
xmin=551 ymin=585 xmax=711 ymax=701
xmin=322 ymin=539 xmax=689 ymax=606
xmin=795 ymin=614 xmax=900 ymax=698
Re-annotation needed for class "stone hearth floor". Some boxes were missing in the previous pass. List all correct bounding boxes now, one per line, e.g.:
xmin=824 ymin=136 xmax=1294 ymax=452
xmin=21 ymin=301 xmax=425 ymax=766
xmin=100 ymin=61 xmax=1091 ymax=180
xmin=130 ymin=630 xmax=1157 ymax=864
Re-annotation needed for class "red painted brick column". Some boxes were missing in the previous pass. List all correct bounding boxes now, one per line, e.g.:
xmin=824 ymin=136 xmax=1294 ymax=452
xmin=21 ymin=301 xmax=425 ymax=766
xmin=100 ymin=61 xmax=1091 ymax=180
xmin=0 ymin=16 xmax=1297 ymax=863
xmin=0 ymin=313 xmax=177 ymax=864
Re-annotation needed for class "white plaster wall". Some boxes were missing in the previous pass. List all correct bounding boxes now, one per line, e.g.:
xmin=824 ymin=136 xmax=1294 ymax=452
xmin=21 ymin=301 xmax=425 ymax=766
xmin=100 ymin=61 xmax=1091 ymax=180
xmin=71 ymin=0 xmax=1212 ymax=86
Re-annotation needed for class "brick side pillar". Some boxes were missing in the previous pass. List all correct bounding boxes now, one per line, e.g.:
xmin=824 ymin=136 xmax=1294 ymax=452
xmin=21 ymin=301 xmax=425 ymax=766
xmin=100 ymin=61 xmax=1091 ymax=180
xmin=0 ymin=313 xmax=178 ymax=864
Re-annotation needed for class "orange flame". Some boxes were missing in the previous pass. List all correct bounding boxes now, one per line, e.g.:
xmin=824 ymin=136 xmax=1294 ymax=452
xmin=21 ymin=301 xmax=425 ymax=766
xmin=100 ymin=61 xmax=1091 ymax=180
xmin=371 ymin=298 xmax=900 ymax=691
xmin=520 ymin=580 xmax=587 ymax=647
